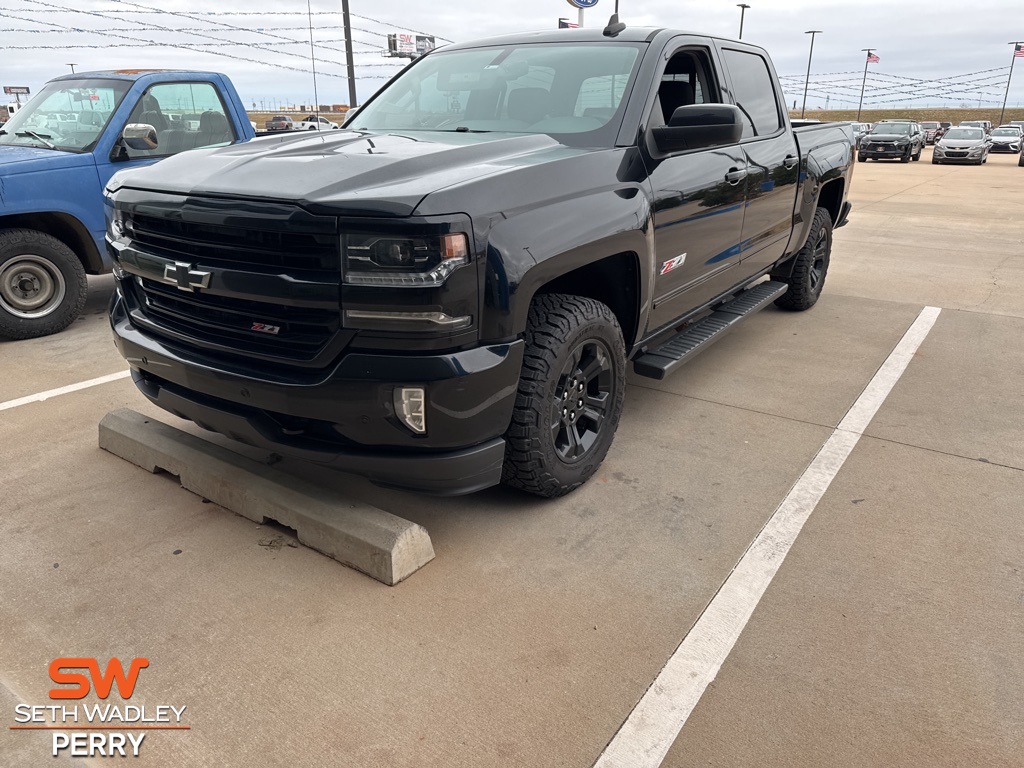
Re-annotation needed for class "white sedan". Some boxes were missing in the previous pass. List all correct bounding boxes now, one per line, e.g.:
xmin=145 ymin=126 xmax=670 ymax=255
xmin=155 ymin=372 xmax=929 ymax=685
xmin=295 ymin=115 xmax=340 ymax=131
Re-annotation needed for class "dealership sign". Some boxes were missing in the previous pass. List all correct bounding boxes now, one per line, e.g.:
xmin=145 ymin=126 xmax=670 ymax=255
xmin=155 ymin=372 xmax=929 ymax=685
xmin=566 ymin=0 xmax=599 ymax=7
xmin=386 ymin=33 xmax=437 ymax=58
xmin=3 ymin=86 xmax=30 ymax=95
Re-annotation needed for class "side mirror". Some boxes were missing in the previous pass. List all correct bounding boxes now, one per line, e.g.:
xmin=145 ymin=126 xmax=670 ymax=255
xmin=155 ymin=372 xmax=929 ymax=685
xmin=652 ymin=104 xmax=743 ymax=154
xmin=122 ymin=123 xmax=158 ymax=151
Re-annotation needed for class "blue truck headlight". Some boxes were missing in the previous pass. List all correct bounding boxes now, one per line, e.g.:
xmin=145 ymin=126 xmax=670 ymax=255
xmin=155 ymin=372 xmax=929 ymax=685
xmin=343 ymin=232 xmax=469 ymax=287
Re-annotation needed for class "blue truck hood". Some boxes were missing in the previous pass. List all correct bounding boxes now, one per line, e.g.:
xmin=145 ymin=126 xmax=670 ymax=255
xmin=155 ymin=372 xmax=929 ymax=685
xmin=112 ymin=130 xmax=590 ymax=217
xmin=0 ymin=145 xmax=90 ymax=169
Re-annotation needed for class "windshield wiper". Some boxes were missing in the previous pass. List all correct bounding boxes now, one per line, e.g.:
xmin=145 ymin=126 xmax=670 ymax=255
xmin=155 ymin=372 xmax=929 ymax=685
xmin=16 ymin=130 xmax=57 ymax=149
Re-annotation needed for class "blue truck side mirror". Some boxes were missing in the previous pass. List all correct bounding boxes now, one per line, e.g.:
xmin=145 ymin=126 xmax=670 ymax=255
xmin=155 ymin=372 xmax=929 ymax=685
xmin=122 ymin=124 xmax=158 ymax=151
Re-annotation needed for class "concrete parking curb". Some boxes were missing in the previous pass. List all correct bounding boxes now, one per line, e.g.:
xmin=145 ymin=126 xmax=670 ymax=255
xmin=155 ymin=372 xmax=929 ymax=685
xmin=98 ymin=408 xmax=435 ymax=585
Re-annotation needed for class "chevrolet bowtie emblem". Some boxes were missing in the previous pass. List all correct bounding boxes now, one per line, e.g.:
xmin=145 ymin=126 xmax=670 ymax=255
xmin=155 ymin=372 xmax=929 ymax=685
xmin=163 ymin=261 xmax=212 ymax=292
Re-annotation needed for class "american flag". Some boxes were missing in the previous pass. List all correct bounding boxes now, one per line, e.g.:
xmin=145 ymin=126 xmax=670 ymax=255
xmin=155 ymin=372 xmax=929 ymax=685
xmin=867 ymin=52 xmax=880 ymax=64
xmin=1015 ymin=44 xmax=1024 ymax=58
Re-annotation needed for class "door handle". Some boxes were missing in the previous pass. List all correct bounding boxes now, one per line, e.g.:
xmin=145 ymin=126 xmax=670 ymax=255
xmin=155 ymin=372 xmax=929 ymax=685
xmin=725 ymin=168 xmax=748 ymax=185
xmin=783 ymin=154 xmax=799 ymax=169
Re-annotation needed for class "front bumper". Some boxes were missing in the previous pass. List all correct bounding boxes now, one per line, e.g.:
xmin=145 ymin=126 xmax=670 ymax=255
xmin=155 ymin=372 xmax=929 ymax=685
xmin=989 ymin=143 xmax=1021 ymax=153
xmin=933 ymin=151 xmax=985 ymax=163
xmin=859 ymin=144 xmax=911 ymax=159
xmin=110 ymin=291 xmax=523 ymax=495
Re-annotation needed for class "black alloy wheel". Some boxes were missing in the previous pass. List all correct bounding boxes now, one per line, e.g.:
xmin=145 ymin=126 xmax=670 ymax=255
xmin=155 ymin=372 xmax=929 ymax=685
xmin=550 ymin=339 xmax=616 ymax=463
xmin=502 ymin=294 xmax=626 ymax=497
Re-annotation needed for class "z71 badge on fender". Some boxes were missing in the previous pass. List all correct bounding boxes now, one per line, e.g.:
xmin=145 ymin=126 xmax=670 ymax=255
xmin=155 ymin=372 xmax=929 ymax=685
xmin=250 ymin=323 xmax=281 ymax=335
xmin=660 ymin=253 xmax=687 ymax=275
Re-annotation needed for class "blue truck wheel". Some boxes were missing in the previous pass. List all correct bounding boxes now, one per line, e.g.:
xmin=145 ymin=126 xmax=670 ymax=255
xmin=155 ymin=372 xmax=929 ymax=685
xmin=0 ymin=229 xmax=87 ymax=340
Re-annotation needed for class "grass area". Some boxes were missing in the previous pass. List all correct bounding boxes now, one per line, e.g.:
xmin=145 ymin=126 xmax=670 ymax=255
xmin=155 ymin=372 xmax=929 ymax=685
xmin=790 ymin=107 xmax=1024 ymax=124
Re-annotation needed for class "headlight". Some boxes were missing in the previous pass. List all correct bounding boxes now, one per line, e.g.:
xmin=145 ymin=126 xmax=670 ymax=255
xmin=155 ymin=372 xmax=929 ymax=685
xmin=343 ymin=232 xmax=469 ymax=287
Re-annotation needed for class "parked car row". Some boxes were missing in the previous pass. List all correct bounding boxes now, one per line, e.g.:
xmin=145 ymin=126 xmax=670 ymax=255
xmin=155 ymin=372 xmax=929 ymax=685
xmin=857 ymin=119 xmax=1024 ymax=166
xmin=263 ymin=113 xmax=340 ymax=131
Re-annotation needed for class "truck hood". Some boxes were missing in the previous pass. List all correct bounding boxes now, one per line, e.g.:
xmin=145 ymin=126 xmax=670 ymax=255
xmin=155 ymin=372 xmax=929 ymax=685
xmin=115 ymin=130 xmax=590 ymax=217
xmin=0 ymin=144 xmax=88 ymax=170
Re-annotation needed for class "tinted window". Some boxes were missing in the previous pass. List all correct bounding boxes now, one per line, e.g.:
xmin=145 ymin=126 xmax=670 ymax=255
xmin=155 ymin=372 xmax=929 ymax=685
xmin=721 ymin=49 xmax=781 ymax=139
xmin=349 ymin=43 xmax=642 ymax=142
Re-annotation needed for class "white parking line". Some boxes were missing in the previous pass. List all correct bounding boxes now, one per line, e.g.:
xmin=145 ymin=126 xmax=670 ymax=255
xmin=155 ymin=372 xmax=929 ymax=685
xmin=594 ymin=305 xmax=942 ymax=768
xmin=0 ymin=370 xmax=131 ymax=413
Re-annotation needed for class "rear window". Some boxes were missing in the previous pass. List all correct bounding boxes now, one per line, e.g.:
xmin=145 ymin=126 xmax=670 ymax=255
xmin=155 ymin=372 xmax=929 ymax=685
xmin=721 ymin=48 xmax=781 ymax=139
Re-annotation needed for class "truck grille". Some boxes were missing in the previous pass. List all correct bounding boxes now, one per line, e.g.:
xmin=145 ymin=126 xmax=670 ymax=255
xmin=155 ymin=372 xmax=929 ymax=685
xmin=122 ymin=197 xmax=347 ymax=368
xmin=134 ymin=277 xmax=341 ymax=362
xmin=130 ymin=213 xmax=339 ymax=277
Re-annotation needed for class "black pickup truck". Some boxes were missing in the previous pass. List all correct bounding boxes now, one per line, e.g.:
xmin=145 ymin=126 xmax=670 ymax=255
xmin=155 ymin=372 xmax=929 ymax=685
xmin=105 ymin=24 xmax=854 ymax=497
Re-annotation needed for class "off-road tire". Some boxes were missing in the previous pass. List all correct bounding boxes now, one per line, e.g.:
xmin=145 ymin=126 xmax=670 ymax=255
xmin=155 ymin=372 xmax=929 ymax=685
xmin=774 ymin=207 xmax=832 ymax=312
xmin=502 ymin=294 xmax=626 ymax=498
xmin=0 ymin=229 xmax=87 ymax=340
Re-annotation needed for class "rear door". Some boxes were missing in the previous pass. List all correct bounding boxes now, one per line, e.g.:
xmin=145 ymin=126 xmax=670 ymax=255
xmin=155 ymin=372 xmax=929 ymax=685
xmin=718 ymin=44 xmax=799 ymax=276
xmin=640 ymin=39 xmax=749 ymax=332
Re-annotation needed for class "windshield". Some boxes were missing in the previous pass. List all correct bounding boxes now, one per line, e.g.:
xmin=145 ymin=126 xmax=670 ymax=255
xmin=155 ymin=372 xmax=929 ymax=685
xmin=0 ymin=78 xmax=130 ymax=153
xmin=921 ymin=122 xmax=940 ymax=128
xmin=960 ymin=122 xmax=982 ymax=128
xmin=943 ymin=128 xmax=982 ymax=140
xmin=870 ymin=123 xmax=910 ymax=135
xmin=348 ymin=43 xmax=643 ymax=143
xmin=991 ymin=128 xmax=1018 ymax=136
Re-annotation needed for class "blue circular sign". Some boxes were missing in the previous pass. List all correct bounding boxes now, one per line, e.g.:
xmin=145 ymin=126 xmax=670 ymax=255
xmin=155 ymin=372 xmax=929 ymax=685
xmin=566 ymin=0 xmax=599 ymax=8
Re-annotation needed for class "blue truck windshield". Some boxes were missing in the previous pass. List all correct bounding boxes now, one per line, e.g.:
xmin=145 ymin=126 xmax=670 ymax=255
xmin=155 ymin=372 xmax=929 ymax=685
xmin=349 ymin=43 xmax=643 ymax=143
xmin=0 ymin=78 xmax=131 ymax=153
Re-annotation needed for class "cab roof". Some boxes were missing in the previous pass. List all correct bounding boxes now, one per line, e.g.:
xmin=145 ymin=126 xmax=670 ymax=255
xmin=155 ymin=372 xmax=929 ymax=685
xmin=441 ymin=26 xmax=667 ymax=51
xmin=50 ymin=69 xmax=226 ymax=82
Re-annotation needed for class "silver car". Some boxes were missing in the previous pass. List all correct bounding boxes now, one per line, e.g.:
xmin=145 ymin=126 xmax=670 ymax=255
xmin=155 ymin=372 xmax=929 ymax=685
xmin=988 ymin=126 xmax=1022 ymax=153
xmin=932 ymin=127 xmax=990 ymax=165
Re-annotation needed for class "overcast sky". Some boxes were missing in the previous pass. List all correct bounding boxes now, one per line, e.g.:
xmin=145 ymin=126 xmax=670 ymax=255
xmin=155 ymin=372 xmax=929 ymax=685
xmin=2 ymin=0 xmax=1022 ymax=111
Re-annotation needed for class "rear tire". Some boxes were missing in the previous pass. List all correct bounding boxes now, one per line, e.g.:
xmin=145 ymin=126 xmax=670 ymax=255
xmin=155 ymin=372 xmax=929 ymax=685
xmin=502 ymin=294 xmax=626 ymax=498
xmin=0 ymin=229 xmax=87 ymax=340
xmin=774 ymin=207 xmax=832 ymax=312
xmin=912 ymin=145 xmax=922 ymax=161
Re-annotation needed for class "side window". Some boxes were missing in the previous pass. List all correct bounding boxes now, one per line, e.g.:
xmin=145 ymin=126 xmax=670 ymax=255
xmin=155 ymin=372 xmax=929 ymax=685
xmin=721 ymin=49 xmax=782 ymax=139
xmin=124 ymin=82 xmax=236 ymax=159
xmin=655 ymin=49 xmax=717 ymax=126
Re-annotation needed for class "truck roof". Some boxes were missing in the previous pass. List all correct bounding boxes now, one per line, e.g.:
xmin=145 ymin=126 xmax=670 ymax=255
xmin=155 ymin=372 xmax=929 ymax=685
xmin=442 ymin=26 xmax=666 ymax=50
xmin=49 ymin=69 xmax=227 ymax=82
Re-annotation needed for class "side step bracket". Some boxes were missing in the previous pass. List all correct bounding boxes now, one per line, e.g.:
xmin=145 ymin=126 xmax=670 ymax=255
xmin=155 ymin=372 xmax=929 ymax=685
xmin=633 ymin=280 xmax=788 ymax=380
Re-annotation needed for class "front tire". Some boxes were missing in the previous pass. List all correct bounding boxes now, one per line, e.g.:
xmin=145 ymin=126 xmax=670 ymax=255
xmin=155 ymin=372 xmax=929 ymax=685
xmin=774 ymin=207 xmax=832 ymax=312
xmin=502 ymin=294 xmax=626 ymax=498
xmin=0 ymin=229 xmax=87 ymax=340
xmin=858 ymin=153 xmax=867 ymax=162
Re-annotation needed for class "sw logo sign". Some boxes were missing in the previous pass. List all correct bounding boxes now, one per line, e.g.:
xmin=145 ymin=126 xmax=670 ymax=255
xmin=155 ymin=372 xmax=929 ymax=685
xmin=48 ymin=658 xmax=149 ymax=700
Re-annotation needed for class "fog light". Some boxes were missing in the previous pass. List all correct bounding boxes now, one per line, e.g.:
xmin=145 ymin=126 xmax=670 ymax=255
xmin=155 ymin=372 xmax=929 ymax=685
xmin=394 ymin=387 xmax=426 ymax=434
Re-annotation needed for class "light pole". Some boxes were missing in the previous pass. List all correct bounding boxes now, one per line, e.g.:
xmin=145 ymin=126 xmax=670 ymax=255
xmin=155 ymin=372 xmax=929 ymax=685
xmin=736 ymin=4 xmax=750 ymax=40
xmin=857 ymin=48 xmax=876 ymax=121
xmin=999 ymin=42 xmax=1023 ymax=126
xmin=67 ymin=63 xmax=77 ymax=73
xmin=341 ymin=0 xmax=357 ymax=108
xmin=801 ymin=31 xmax=822 ymax=118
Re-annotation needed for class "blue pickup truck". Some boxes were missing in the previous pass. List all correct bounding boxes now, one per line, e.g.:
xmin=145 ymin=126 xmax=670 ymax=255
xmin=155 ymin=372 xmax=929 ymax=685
xmin=0 ymin=70 xmax=255 ymax=339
